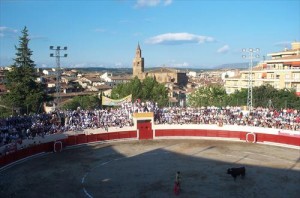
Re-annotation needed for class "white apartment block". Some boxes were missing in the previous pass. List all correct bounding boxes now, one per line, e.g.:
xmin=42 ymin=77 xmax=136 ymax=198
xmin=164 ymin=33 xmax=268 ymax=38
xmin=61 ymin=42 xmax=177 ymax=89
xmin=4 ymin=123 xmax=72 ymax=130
xmin=225 ymin=42 xmax=300 ymax=95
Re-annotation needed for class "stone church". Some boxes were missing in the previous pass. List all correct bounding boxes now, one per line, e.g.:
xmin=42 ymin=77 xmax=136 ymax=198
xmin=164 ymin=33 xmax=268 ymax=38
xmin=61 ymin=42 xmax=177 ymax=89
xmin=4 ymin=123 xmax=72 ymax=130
xmin=132 ymin=43 xmax=188 ymax=87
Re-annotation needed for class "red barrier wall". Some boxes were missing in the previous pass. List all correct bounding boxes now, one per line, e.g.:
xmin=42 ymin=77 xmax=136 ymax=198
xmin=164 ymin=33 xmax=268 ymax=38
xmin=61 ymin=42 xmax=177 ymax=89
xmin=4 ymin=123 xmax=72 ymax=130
xmin=155 ymin=129 xmax=300 ymax=146
xmin=1 ymin=129 xmax=299 ymax=168
xmin=76 ymin=134 xmax=87 ymax=144
xmin=0 ymin=142 xmax=54 ymax=167
xmin=87 ymin=134 xmax=98 ymax=143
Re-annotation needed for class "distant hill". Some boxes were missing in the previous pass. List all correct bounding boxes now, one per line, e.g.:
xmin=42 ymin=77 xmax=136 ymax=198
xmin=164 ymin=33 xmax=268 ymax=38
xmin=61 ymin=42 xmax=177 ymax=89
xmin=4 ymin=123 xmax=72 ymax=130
xmin=38 ymin=62 xmax=259 ymax=74
xmin=213 ymin=62 xmax=259 ymax=70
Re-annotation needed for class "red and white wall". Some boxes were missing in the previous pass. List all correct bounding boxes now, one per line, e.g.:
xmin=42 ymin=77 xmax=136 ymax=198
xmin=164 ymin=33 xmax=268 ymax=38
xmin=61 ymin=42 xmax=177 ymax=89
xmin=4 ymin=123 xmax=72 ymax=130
xmin=1 ymin=123 xmax=299 ymax=168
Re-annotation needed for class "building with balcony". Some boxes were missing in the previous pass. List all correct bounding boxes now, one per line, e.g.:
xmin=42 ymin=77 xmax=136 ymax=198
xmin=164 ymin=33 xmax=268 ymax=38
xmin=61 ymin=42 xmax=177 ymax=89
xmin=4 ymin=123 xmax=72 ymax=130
xmin=225 ymin=42 xmax=300 ymax=95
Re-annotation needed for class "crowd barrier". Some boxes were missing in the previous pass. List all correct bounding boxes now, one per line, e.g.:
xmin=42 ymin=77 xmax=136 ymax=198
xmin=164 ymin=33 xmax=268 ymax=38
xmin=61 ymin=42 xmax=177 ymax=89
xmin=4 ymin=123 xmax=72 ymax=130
xmin=0 ymin=130 xmax=137 ymax=167
xmin=154 ymin=129 xmax=300 ymax=146
xmin=1 ymin=127 xmax=299 ymax=168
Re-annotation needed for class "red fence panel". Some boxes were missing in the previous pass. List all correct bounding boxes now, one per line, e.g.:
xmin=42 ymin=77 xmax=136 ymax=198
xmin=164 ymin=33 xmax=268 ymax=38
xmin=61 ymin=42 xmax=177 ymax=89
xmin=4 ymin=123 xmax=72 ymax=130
xmin=276 ymin=135 xmax=300 ymax=146
xmin=184 ymin=130 xmax=194 ymax=136
xmin=119 ymin=131 xmax=130 ymax=139
xmin=195 ymin=129 xmax=207 ymax=137
xmin=155 ymin=130 xmax=164 ymax=136
xmin=228 ymin=131 xmax=241 ymax=138
xmin=217 ymin=130 xmax=229 ymax=138
xmin=65 ymin=136 xmax=77 ymax=146
xmin=0 ymin=156 xmax=7 ymax=166
xmin=156 ymin=130 xmax=174 ymax=136
xmin=76 ymin=134 xmax=87 ymax=144
xmin=87 ymin=134 xmax=98 ymax=143
xmin=255 ymin=133 xmax=265 ymax=143
xmin=240 ymin=132 xmax=247 ymax=140
xmin=174 ymin=129 xmax=183 ymax=136
xmin=108 ymin=132 xmax=120 ymax=140
xmin=263 ymin=134 xmax=278 ymax=143
xmin=97 ymin=133 xmax=109 ymax=141
xmin=207 ymin=130 xmax=218 ymax=137
xmin=128 ymin=131 xmax=137 ymax=138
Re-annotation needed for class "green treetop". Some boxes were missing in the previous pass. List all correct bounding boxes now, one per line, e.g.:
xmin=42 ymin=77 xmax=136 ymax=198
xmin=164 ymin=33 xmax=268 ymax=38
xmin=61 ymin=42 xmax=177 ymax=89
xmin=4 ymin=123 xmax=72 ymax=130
xmin=4 ymin=26 xmax=48 ymax=115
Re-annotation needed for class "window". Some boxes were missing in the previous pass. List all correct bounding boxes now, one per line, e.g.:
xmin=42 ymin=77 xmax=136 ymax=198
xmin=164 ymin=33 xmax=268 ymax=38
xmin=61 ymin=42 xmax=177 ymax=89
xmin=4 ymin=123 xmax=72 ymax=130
xmin=293 ymin=73 xmax=300 ymax=79
xmin=285 ymin=74 xmax=290 ymax=79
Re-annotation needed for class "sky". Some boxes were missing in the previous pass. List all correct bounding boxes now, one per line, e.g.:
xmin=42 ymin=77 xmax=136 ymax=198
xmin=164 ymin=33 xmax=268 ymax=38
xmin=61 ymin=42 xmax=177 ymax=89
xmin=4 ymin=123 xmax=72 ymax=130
xmin=0 ymin=0 xmax=299 ymax=69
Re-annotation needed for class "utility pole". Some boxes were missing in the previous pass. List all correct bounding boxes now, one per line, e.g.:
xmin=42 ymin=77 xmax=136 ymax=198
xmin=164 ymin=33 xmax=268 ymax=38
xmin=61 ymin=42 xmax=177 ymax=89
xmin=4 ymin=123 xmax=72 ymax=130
xmin=242 ymin=48 xmax=259 ymax=112
xmin=50 ymin=46 xmax=68 ymax=109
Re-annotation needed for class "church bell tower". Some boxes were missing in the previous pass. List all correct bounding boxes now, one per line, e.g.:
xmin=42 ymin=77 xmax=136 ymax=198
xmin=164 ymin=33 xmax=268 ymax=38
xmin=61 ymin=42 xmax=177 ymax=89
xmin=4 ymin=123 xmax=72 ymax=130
xmin=132 ymin=43 xmax=144 ymax=78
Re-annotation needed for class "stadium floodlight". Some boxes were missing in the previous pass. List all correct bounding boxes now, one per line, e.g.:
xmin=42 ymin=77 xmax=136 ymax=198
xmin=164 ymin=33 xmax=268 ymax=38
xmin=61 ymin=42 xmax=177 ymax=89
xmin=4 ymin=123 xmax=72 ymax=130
xmin=242 ymin=48 xmax=260 ymax=112
xmin=49 ymin=46 xmax=68 ymax=109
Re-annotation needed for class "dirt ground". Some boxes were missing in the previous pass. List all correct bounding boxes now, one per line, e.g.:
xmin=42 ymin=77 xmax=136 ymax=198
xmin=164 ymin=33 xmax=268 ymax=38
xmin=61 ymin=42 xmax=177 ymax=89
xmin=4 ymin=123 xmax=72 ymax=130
xmin=0 ymin=139 xmax=299 ymax=198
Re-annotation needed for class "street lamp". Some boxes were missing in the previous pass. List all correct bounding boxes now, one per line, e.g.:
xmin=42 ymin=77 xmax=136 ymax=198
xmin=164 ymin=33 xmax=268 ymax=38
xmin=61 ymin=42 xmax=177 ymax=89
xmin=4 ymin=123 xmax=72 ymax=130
xmin=50 ymin=46 xmax=68 ymax=109
xmin=242 ymin=48 xmax=260 ymax=112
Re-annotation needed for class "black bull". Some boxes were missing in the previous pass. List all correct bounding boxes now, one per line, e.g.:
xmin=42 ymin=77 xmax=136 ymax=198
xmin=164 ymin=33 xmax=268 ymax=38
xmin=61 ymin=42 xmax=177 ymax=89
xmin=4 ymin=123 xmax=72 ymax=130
xmin=227 ymin=167 xmax=246 ymax=181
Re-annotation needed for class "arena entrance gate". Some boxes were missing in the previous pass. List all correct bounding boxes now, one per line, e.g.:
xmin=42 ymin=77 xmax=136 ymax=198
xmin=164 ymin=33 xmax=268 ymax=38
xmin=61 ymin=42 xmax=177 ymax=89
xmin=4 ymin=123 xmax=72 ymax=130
xmin=137 ymin=120 xmax=153 ymax=140
xmin=133 ymin=112 xmax=154 ymax=140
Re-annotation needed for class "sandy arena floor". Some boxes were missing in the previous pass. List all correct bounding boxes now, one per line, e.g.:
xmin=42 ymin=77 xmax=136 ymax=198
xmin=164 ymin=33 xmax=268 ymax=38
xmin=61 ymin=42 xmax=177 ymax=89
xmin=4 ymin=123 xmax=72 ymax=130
xmin=0 ymin=139 xmax=299 ymax=198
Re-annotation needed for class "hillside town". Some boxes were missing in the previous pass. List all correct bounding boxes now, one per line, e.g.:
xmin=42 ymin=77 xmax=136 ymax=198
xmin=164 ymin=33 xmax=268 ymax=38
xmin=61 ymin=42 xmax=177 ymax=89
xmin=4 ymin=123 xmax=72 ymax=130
xmin=1 ymin=41 xmax=300 ymax=111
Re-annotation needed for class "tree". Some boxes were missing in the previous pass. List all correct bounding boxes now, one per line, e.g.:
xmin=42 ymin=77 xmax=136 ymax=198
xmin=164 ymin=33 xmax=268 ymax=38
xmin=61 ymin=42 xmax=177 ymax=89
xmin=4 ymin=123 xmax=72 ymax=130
xmin=130 ymin=76 xmax=142 ymax=101
xmin=3 ymin=26 xmax=48 ymax=114
xmin=227 ymin=89 xmax=247 ymax=107
xmin=188 ymin=85 xmax=227 ymax=107
xmin=110 ymin=77 xmax=169 ymax=106
xmin=62 ymin=95 xmax=100 ymax=110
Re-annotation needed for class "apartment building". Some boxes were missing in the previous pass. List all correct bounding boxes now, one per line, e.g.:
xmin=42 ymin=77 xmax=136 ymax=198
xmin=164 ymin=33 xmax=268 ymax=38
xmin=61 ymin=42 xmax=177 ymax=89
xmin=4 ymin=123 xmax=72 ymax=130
xmin=225 ymin=42 xmax=300 ymax=95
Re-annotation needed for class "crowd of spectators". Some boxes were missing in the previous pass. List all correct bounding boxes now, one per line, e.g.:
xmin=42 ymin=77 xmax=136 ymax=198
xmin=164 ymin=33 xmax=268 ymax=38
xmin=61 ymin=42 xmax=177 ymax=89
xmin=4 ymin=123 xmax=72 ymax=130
xmin=155 ymin=106 xmax=300 ymax=131
xmin=1 ymin=101 xmax=300 ymax=150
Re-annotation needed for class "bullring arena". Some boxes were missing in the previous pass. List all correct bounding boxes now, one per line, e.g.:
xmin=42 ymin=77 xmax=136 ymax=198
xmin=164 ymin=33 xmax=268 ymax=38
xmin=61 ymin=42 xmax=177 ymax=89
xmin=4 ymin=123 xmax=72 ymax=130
xmin=1 ymin=112 xmax=300 ymax=198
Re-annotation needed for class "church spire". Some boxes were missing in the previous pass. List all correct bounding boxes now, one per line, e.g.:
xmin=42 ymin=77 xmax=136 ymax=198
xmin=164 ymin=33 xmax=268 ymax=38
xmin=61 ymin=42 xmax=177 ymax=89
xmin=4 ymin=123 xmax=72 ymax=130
xmin=136 ymin=42 xmax=141 ymax=58
xmin=137 ymin=42 xmax=141 ymax=51
xmin=133 ymin=42 xmax=144 ymax=78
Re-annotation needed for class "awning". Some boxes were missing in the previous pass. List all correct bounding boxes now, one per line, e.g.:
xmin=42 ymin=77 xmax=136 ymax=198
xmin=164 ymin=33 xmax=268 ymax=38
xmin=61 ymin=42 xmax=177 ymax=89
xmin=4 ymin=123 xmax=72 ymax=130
xmin=284 ymin=61 xmax=300 ymax=66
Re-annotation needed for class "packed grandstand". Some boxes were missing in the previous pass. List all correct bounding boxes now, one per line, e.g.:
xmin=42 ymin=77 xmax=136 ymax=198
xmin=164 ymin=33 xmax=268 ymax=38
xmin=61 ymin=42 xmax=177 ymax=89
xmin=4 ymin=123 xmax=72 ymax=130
xmin=1 ymin=101 xmax=300 ymax=152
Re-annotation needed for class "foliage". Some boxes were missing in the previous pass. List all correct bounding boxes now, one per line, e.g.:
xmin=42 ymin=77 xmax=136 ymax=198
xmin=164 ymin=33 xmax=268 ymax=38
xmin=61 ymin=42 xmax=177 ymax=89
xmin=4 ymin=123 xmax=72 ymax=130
xmin=61 ymin=95 xmax=100 ymax=110
xmin=2 ymin=27 xmax=49 ymax=115
xmin=252 ymin=85 xmax=300 ymax=108
xmin=188 ymin=84 xmax=300 ymax=109
xmin=188 ymin=85 xmax=228 ymax=107
xmin=111 ymin=76 xmax=169 ymax=106
xmin=226 ymin=89 xmax=248 ymax=107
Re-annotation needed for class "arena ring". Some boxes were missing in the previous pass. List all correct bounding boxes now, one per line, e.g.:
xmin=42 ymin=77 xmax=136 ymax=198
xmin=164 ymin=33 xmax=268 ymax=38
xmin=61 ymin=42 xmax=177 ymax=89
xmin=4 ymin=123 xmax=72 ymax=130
xmin=0 ymin=113 xmax=300 ymax=197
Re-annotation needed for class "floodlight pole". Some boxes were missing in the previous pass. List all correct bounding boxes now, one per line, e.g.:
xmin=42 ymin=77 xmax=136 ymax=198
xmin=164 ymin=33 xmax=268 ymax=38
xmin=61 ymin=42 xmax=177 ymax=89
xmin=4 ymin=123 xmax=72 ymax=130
xmin=50 ymin=46 xmax=68 ymax=109
xmin=242 ymin=48 xmax=259 ymax=112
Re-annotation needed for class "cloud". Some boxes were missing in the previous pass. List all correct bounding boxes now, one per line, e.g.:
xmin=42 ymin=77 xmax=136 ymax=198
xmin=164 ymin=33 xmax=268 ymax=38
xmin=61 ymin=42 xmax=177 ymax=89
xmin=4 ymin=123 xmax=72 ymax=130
xmin=217 ymin=45 xmax=230 ymax=54
xmin=146 ymin=33 xmax=215 ymax=45
xmin=171 ymin=62 xmax=190 ymax=68
xmin=115 ymin=62 xmax=123 ymax=67
xmin=163 ymin=0 xmax=172 ymax=6
xmin=0 ymin=26 xmax=18 ymax=38
xmin=134 ymin=0 xmax=172 ymax=8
